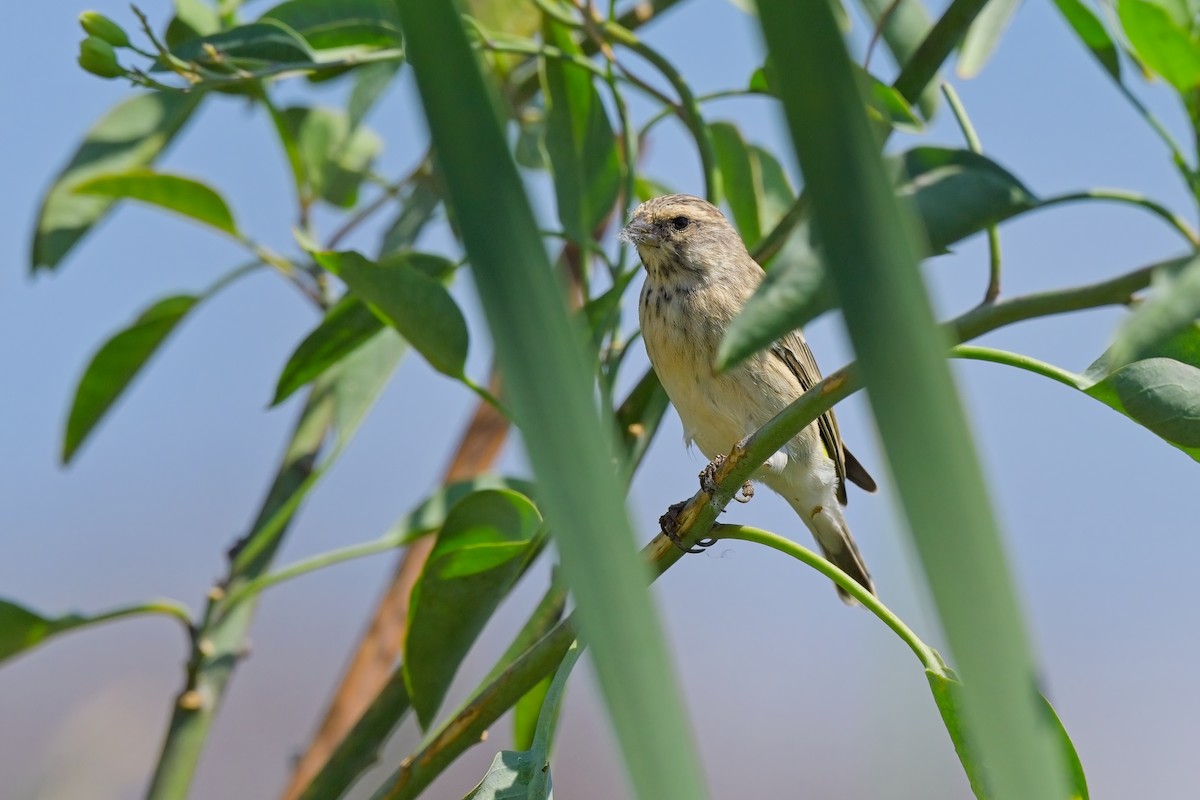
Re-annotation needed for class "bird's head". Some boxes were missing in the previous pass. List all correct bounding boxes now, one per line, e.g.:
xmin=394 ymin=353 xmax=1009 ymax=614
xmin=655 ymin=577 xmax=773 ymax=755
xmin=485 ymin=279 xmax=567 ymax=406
xmin=621 ymin=194 xmax=744 ymax=283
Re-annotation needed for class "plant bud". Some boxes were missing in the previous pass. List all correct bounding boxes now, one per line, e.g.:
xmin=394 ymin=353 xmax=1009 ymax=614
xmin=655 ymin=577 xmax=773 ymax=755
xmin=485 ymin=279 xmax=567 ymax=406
xmin=78 ymin=36 xmax=125 ymax=79
xmin=78 ymin=11 xmax=130 ymax=48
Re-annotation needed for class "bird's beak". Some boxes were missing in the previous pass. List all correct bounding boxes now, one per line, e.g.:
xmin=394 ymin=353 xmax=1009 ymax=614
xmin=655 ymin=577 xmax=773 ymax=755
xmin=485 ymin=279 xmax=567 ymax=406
xmin=620 ymin=217 xmax=654 ymax=246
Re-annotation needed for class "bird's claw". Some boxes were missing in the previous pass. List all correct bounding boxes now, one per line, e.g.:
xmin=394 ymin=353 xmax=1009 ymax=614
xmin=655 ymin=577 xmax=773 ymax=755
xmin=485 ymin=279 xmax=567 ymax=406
xmin=734 ymin=480 xmax=754 ymax=503
xmin=659 ymin=500 xmax=716 ymax=554
xmin=699 ymin=454 xmax=725 ymax=495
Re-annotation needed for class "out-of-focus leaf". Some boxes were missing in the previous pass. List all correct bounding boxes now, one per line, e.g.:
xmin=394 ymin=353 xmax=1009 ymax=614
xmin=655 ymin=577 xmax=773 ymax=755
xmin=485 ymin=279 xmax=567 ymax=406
xmin=0 ymin=600 xmax=56 ymax=666
xmin=169 ymin=20 xmax=315 ymax=68
xmin=379 ymin=178 xmax=443 ymax=256
xmin=165 ymin=0 xmax=221 ymax=48
xmin=32 ymin=92 xmax=201 ymax=271
xmin=515 ymin=104 xmax=548 ymax=169
xmin=853 ymin=0 xmax=938 ymax=115
xmin=275 ymin=297 xmax=384 ymax=406
xmin=64 ymin=295 xmax=199 ymax=463
xmin=634 ymin=175 xmax=674 ymax=203
xmin=282 ymin=106 xmax=383 ymax=208
xmin=616 ymin=367 xmax=670 ymax=472
xmin=864 ymin=76 xmax=924 ymax=132
xmin=348 ymin=61 xmax=402 ymax=131
xmin=462 ymin=751 xmax=545 ymax=800
xmin=927 ymin=670 xmax=1090 ymax=800
xmin=1052 ymin=0 xmax=1122 ymax=80
xmin=74 ymin=170 xmax=239 ymax=236
xmin=404 ymin=489 xmax=542 ymax=728
xmin=1108 ymin=254 xmax=1200 ymax=368
xmin=260 ymin=0 xmax=403 ymax=51
xmin=315 ymin=250 xmax=468 ymax=379
xmin=541 ymin=19 xmax=621 ymax=245
xmin=711 ymin=122 xmax=798 ymax=249
xmin=959 ymin=0 xmax=1023 ymax=78
xmin=897 ymin=147 xmax=1038 ymax=252
xmin=1116 ymin=0 xmax=1200 ymax=92
xmin=329 ymin=319 xmax=406 ymax=446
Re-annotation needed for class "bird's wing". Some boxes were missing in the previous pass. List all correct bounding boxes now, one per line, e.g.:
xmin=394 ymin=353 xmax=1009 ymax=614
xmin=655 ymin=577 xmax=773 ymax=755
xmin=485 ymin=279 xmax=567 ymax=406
xmin=770 ymin=332 xmax=875 ymax=504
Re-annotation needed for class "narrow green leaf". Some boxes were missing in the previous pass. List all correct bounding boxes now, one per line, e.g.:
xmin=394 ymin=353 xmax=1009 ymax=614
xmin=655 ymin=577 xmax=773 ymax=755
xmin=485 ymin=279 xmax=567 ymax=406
xmin=169 ymin=20 xmax=314 ymax=68
xmin=74 ymin=170 xmax=239 ymax=236
xmin=259 ymin=0 xmax=403 ymax=50
xmin=541 ymin=19 xmax=621 ymax=245
xmin=404 ymin=489 xmax=542 ymax=728
xmin=392 ymin=0 xmax=710 ymax=797
xmin=1051 ymin=0 xmax=1122 ymax=80
xmin=711 ymin=122 xmax=762 ymax=245
xmin=512 ymin=675 xmax=552 ymax=752
xmin=756 ymin=2 xmax=1071 ymax=798
xmin=64 ymin=295 xmax=199 ymax=463
xmin=853 ymin=0 xmax=939 ymax=115
xmin=1108 ymin=254 xmax=1200 ymax=368
xmin=615 ymin=366 xmax=670 ymax=472
xmin=897 ymin=147 xmax=1038 ymax=252
xmin=379 ymin=178 xmax=443 ymax=257
xmin=315 ymin=250 xmax=468 ymax=379
xmin=273 ymin=297 xmax=385 ymax=405
xmin=1116 ymin=0 xmax=1200 ymax=92
xmin=32 ymin=91 xmax=201 ymax=271
xmin=958 ymin=0 xmax=1023 ymax=78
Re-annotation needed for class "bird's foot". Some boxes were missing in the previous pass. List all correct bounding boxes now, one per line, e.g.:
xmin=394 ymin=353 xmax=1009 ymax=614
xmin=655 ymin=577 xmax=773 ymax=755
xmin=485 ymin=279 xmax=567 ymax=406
xmin=659 ymin=500 xmax=716 ymax=554
xmin=699 ymin=454 xmax=725 ymax=495
xmin=734 ymin=480 xmax=754 ymax=503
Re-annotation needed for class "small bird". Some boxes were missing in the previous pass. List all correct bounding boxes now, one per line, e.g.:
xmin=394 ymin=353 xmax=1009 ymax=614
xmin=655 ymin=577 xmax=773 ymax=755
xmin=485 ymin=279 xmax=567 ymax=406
xmin=623 ymin=194 xmax=877 ymax=601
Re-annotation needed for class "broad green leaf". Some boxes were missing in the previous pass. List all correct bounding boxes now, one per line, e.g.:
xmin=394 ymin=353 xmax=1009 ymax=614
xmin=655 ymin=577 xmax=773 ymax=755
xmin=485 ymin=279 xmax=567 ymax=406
xmin=927 ymin=670 xmax=1090 ymax=800
xmin=1052 ymin=0 xmax=1122 ymax=80
xmin=394 ymin=1 xmax=711 ymax=796
xmin=1116 ymin=0 xmax=1200 ymax=91
xmin=281 ymin=106 xmax=383 ymax=207
xmin=273 ymin=297 xmax=385 ymax=405
xmin=1085 ymin=357 xmax=1200 ymax=460
xmin=32 ymin=91 xmax=201 ymax=271
xmin=541 ymin=19 xmax=621 ymax=245
xmin=272 ymin=252 xmax=454 ymax=404
xmin=315 ymin=250 xmax=468 ymax=379
xmin=0 ymin=599 xmax=55 ymax=665
xmin=852 ymin=0 xmax=939 ymax=115
xmin=756 ymin=1 xmax=1071 ymax=797
xmin=397 ymin=476 xmax=539 ymax=541
xmin=959 ymin=0 xmax=1023 ymax=78
xmin=462 ymin=751 xmax=544 ymax=800
xmin=259 ymin=0 xmax=403 ymax=51
xmin=1108 ymin=255 xmax=1200 ymax=368
xmin=64 ymin=295 xmax=199 ymax=463
xmin=169 ymin=20 xmax=314 ymax=69
xmin=74 ymin=170 xmax=239 ymax=236
xmin=897 ymin=147 xmax=1038 ymax=252
xmin=404 ymin=489 xmax=542 ymax=728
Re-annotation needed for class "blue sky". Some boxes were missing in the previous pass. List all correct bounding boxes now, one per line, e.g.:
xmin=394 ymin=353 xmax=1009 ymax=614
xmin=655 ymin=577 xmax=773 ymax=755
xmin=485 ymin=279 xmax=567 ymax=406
xmin=2 ymin=1 xmax=1198 ymax=798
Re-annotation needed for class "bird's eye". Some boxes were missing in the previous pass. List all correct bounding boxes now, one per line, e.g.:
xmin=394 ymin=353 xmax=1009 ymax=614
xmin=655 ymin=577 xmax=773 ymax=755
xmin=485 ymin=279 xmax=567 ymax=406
xmin=671 ymin=216 xmax=690 ymax=230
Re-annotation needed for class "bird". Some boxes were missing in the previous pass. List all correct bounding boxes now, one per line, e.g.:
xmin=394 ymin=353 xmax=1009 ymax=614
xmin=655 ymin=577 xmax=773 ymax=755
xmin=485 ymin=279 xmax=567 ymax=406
xmin=622 ymin=193 xmax=877 ymax=602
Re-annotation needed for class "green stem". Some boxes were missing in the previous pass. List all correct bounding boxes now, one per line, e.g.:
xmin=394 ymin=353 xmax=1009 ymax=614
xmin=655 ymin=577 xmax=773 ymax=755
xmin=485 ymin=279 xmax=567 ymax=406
xmin=711 ymin=524 xmax=944 ymax=674
xmin=58 ymin=599 xmax=195 ymax=633
xmin=638 ymin=88 xmax=765 ymax=139
xmin=1037 ymin=189 xmax=1200 ymax=247
xmin=949 ymin=345 xmax=1088 ymax=390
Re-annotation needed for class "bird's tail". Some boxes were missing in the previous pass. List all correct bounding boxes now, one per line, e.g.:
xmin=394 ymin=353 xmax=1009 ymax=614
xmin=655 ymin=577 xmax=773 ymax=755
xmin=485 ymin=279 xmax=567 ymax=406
xmin=785 ymin=497 xmax=875 ymax=604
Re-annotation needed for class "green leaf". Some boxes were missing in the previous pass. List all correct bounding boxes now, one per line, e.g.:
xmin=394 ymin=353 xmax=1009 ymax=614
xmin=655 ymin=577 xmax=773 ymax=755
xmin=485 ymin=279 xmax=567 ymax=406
xmin=756 ymin=0 xmax=1072 ymax=796
xmin=165 ymin=0 xmax=222 ymax=49
xmin=711 ymin=122 xmax=762 ymax=245
xmin=315 ymin=250 xmax=468 ymax=379
xmin=329 ymin=321 xmax=407 ymax=447
xmin=273 ymin=297 xmax=384 ymax=405
xmin=1108 ymin=255 xmax=1200 ymax=368
xmin=927 ymin=670 xmax=1090 ymax=800
xmin=1085 ymin=357 xmax=1200 ymax=459
xmin=397 ymin=476 xmax=540 ymax=537
xmin=404 ymin=489 xmax=542 ymax=728
xmin=0 ymin=599 xmax=55 ymax=665
xmin=1116 ymin=0 xmax=1200 ymax=91
xmin=897 ymin=147 xmax=1038 ymax=252
xmin=169 ymin=20 xmax=314 ymax=68
xmin=462 ymin=751 xmax=543 ymax=800
xmin=959 ymin=0 xmax=1023 ymax=78
xmin=282 ymin=106 xmax=383 ymax=208
xmin=1052 ymin=0 xmax=1122 ymax=80
xmin=74 ymin=170 xmax=239 ymax=236
xmin=393 ymin=0 xmax=711 ymax=796
xmin=259 ymin=0 xmax=403 ymax=51
xmin=541 ymin=19 xmax=621 ymax=245
xmin=852 ymin=0 xmax=939 ymax=116
xmin=348 ymin=61 xmax=402 ymax=131
xmin=615 ymin=367 xmax=671 ymax=473
xmin=32 ymin=92 xmax=202 ymax=271
xmin=512 ymin=676 xmax=553 ymax=752
xmin=379 ymin=178 xmax=443 ymax=256
xmin=64 ymin=295 xmax=199 ymax=463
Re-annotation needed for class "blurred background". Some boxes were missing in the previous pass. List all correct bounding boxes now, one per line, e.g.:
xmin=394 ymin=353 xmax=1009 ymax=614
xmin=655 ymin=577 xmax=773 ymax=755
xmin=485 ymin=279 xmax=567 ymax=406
xmin=3 ymin=1 xmax=1198 ymax=798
